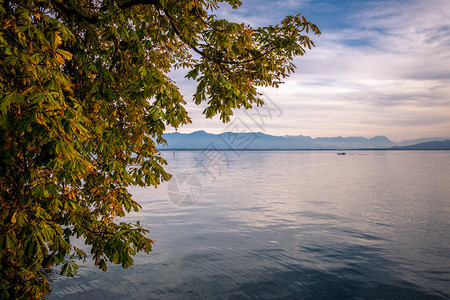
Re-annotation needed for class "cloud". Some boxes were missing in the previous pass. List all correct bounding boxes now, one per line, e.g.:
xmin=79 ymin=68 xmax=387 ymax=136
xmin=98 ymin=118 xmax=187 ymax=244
xmin=168 ymin=0 xmax=450 ymax=141
xmin=268 ymin=0 xmax=450 ymax=139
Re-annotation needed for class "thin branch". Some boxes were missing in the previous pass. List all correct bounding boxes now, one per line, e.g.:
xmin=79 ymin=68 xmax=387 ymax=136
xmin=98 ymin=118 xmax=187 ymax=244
xmin=109 ymin=39 xmax=119 ymax=73
xmin=146 ymin=9 xmax=163 ymax=55
xmin=193 ymin=0 xmax=225 ymax=33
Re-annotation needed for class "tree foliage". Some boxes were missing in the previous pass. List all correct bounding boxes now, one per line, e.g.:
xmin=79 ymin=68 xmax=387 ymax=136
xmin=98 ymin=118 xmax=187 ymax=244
xmin=0 ymin=0 xmax=320 ymax=298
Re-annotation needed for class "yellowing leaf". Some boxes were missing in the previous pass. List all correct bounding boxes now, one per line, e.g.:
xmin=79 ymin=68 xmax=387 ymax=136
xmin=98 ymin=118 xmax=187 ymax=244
xmin=53 ymin=33 xmax=62 ymax=47
xmin=11 ymin=212 xmax=17 ymax=224
xmin=57 ymin=49 xmax=73 ymax=61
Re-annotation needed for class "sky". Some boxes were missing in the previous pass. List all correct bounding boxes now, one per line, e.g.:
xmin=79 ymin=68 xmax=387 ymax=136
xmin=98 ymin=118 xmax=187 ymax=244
xmin=168 ymin=0 xmax=450 ymax=142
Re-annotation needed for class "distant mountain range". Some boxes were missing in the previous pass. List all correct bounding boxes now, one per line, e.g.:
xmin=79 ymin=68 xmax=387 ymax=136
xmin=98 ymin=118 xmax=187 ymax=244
xmin=390 ymin=140 xmax=450 ymax=150
xmin=157 ymin=131 xmax=450 ymax=150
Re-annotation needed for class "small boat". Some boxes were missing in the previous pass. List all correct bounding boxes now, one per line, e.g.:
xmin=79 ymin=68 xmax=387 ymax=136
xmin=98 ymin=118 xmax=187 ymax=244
xmin=337 ymin=152 xmax=346 ymax=155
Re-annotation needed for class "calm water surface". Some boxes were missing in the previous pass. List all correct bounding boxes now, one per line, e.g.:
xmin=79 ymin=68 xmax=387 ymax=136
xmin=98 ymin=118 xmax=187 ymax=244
xmin=50 ymin=151 xmax=450 ymax=299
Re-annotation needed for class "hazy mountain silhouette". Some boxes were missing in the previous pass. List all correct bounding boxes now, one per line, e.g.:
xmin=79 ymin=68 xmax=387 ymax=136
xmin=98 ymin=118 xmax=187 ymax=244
xmin=390 ymin=140 xmax=450 ymax=150
xmin=159 ymin=131 xmax=445 ymax=150
xmin=313 ymin=135 xmax=395 ymax=149
xmin=396 ymin=137 xmax=449 ymax=146
xmin=162 ymin=131 xmax=320 ymax=149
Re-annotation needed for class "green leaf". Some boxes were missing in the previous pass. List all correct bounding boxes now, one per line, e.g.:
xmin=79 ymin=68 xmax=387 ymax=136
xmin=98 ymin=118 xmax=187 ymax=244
xmin=0 ymin=93 xmax=14 ymax=114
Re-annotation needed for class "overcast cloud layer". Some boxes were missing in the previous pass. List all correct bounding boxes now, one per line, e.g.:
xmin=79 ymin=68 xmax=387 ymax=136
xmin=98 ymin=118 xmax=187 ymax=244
xmin=168 ymin=0 xmax=450 ymax=141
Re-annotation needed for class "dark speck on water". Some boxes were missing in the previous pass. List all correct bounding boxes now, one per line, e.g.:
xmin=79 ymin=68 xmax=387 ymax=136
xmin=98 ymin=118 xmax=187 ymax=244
xmin=50 ymin=151 xmax=450 ymax=299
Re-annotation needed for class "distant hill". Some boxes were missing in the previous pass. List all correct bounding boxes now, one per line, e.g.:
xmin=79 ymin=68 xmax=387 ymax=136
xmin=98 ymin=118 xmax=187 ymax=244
xmin=390 ymin=140 xmax=450 ymax=150
xmin=159 ymin=131 xmax=402 ymax=150
xmin=397 ymin=137 xmax=449 ymax=146
xmin=314 ymin=135 xmax=395 ymax=149
xmin=161 ymin=131 xmax=320 ymax=149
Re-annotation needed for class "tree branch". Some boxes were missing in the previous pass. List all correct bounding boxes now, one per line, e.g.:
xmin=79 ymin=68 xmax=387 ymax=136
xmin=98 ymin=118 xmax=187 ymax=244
xmin=118 ymin=0 xmax=159 ymax=10
xmin=50 ymin=0 xmax=99 ymax=24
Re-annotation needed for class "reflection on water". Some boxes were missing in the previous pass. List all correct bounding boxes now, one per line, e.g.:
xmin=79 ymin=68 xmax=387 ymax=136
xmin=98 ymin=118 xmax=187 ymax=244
xmin=50 ymin=151 xmax=450 ymax=299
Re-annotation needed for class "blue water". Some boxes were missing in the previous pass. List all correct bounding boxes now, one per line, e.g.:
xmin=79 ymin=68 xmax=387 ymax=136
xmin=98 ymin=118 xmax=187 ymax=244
xmin=49 ymin=151 xmax=450 ymax=299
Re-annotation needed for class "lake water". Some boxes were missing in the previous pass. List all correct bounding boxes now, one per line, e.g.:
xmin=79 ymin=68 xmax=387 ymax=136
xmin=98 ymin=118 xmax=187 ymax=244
xmin=49 ymin=150 xmax=450 ymax=299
